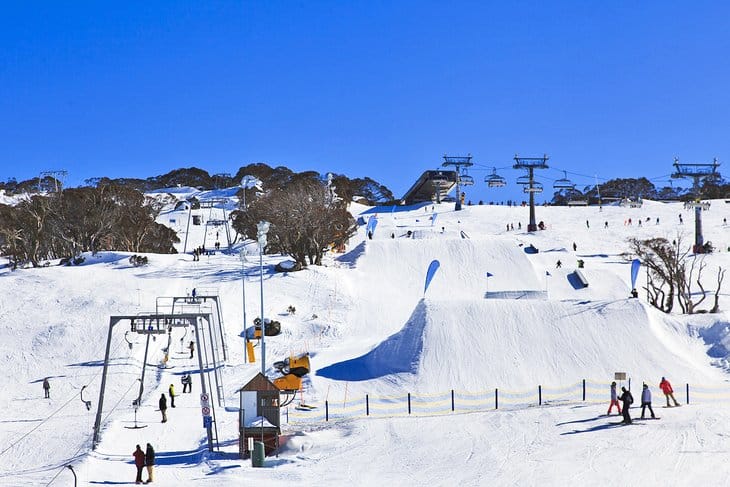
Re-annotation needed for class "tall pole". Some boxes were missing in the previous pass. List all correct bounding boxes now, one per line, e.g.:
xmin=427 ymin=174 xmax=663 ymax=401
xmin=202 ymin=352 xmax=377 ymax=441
xmin=259 ymin=247 xmax=265 ymax=375
xmin=528 ymin=167 xmax=536 ymax=231
xmin=256 ymin=221 xmax=270 ymax=375
xmin=442 ymin=155 xmax=473 ymax=212
xmin=513 ymin=155 xmax=549 ymax=232
xmin=239 ymin=250 xmax=248 ymax=361
xmin=671 ymin=158 xmax=720 ymax=253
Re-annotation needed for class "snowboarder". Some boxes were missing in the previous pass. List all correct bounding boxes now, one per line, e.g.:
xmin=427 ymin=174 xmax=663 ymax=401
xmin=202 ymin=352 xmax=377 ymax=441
xmin=144 ymin=443 xmax=155 ymax=483
xmin=555 ymin=260 xmax=562 ymax=269
xmin=640 ymin=383 xmax=656 ymax=419
xmin=188 ymin=340 xmax=195 ymax=359
xmin=607 ymin=381 xmax=622 ymax=415
xmin=604 ymin=221 xmax=608 ymax=229
xmin=659 ymin=377 xmax=680 ymax=407
xmin=42 ymin=378 xmax=50 ymax=398
xmin=133 ymin=444 xmax=145 ymax=484
xmin=572 ymin=242 xmax=577 ymax=252
xmin=169 ymin=384 xmax=176 ymax=408
xmin=619 ymin=386 xmax=634 ymax=424
xmin=159 ymin=393 xmax=168 ymax=423
xmin=367 ymin=230 xmax=373 ymax=240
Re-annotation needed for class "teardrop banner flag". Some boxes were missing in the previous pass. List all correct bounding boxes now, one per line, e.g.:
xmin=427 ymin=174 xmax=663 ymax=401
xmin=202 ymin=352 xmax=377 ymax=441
xmin=431 ymin=213 xmax=438 ymax=227
xmin=424 ymin=260 xmax=441 ymax=295
xmin=366 ymin=215 xmax=378 ymax=236
xmin=631 ymin=259 xmax=641 ymax=289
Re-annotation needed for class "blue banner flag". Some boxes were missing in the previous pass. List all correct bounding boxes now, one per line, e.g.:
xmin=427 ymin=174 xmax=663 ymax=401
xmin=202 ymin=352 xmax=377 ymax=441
xmin=366 ymin=215 xmax=378 ymax=236
xmin=431 ymin=213 xmax=438 ymax=227
xmin=486 ymin=272 xmax=494 ymax=277
xmin=631 ymin=259 xmax=641 ymax=289
xmin=424 ymin=260 xmax=441 ymax=295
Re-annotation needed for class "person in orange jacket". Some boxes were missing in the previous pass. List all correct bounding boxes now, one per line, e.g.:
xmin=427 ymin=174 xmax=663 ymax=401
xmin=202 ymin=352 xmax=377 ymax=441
xmin=659 ymin=377 xmax=680 ymax=407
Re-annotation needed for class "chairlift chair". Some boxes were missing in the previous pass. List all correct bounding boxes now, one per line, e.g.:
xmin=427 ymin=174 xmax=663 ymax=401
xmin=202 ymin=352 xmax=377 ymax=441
xmin=460 ymin=174 xmax=475 ymax=186
xmin=523 ymin=181 xmax=544 ymax=193
xmin=553 ymin=171 xmax=575 ymax=190
xmin=485 ymin=168 xmax=507 ymax=187
xmin=516 ymin=175 xmax=531 ymax=185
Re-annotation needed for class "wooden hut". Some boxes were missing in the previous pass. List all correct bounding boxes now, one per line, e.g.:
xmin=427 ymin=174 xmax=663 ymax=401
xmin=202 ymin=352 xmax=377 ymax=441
xmin=237 ymin=373 xmax=281 ymax=457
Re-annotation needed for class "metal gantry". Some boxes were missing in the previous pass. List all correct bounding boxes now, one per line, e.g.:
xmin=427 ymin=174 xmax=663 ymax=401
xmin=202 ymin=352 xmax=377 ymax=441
xmin=442 ymin=154 xmax=473 ymax=211
xmin=513 ymin=154 xmax=549 ymax=231
xmin=93 ymin=313 xmax=221 ymax=452
xmin=672 ymin=157 xmax=721 ymax=253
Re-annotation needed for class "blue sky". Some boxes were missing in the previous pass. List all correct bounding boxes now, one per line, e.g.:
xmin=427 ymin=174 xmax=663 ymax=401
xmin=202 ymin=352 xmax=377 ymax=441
xmin=1 ymin=1 xmax=728 ymax=202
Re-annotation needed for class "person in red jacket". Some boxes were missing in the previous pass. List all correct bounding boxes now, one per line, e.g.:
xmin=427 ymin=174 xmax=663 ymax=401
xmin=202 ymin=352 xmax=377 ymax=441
xmin=659 ymin=377 xmax=680 ymax=407
xmin=133 ymin=444 xmax=145 ymax=484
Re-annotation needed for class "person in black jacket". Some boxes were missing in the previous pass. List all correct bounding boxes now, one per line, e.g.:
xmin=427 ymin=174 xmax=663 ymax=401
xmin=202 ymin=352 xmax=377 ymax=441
xmin=159 ymin=393 xmax=167 ymax=423
xmin=619 ymin=387 xmax=634 ymax=424
xmin=144 ymin=443 xmax=155 ymax=483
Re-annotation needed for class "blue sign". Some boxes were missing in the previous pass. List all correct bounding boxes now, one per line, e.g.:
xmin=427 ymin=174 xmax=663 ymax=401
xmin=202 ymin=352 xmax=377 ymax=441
xmin=203 ymin=415 xmax=213 ymax=428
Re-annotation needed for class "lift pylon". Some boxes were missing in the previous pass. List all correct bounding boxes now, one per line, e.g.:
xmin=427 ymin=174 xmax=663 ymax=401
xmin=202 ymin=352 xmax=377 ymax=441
xmin=672 ymin=157 xmax=721 ymax=253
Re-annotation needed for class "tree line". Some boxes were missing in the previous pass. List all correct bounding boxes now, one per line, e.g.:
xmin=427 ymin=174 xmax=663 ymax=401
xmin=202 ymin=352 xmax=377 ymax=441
xmin=0 ymin=185 xmax=178 ymax=268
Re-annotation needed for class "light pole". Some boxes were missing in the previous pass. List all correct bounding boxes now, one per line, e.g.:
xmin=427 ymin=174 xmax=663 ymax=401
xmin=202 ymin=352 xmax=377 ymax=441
xmin=239 ymin=249 xmax=249 ymax=361
xmin=256 ymin=221 xmax=270 ymax=375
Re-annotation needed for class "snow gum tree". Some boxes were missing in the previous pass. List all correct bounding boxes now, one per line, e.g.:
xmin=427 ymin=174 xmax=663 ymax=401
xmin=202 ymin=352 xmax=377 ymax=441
xmin=628 ymin=235 xmax=725 ymax=314
xmin=232 ymin=175 xmax=356 ymax=267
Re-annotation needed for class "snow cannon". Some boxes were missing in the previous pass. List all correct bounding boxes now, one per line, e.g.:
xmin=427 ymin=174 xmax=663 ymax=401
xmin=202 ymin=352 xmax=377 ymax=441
xmin=272 ymin=353 xmax=310 ymax=396
xmin=251 ymin=317 xmax=281 ymax=340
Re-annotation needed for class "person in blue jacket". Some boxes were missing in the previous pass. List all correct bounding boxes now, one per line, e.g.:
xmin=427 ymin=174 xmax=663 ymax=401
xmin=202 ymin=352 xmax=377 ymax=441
xmin=640 ymin=383 xmax=656 ymax=419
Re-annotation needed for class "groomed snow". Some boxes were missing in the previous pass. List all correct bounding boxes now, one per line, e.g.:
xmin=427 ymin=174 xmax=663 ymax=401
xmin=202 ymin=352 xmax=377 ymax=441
xmin=1 ymin=197 xmax=729 ymax=486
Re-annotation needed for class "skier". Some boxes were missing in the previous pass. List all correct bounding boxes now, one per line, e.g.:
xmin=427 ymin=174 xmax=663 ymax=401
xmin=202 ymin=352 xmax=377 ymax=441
xmin=182 ymin=374 xmax=192 ymax=393
xmin=43 ymin=378 xmax=50 ymax=398
xmin=607 ymin=381 xmax=622 ymax=416
xmin=585 ymin=220 xmax=590 ymax=229
xmin=144 ymin=443 xmax=155 ymax=484
xmin=188 ymin=340 xmax=195 ymax=359
xmin=555 ymin=260 xmax=562 ymax=269
xmin=640 ymin=383 xmax=656 ymax=419
xmin=659 ymin=377 xmax=680 ymax=407
xmin=169 ymin=384 xmax=176 ymax=408
xmin=572 ymin=242 xmax=577 ymax=252
xmin=159 ymin=393 xmax=168 ymax=423
xmin=618 ymin=386 xmax=634 ymax=424
xmin=604 ymin=221 xmax=608 ymax=229
xmin=133 ymin=444 xmax=145 ymax=484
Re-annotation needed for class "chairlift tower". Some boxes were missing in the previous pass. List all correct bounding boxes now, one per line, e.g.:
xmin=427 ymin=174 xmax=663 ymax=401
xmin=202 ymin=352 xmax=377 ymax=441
xmin=38 ymin=170 xmax=68 ymax=193
xmin=442 ymin=154 xmax=473 ymax=211
xmin=672 ymin=158 xmax=721 ymax=253
xmin=513 ymin=154 xmax=549 ymax=231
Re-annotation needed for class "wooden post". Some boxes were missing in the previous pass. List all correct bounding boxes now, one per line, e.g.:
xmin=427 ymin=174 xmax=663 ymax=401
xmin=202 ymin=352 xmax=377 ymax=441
xmin=539 ymin=385 xmax=542 ymax=406
xmin=325 ymin=400 xmax=329 ymax=422
xmin=407 ymin=393 xmax=411 ymax=415
xmin=451 ymin=389 xmax=455 ymax=412
xmin=686 ymin=383 xmax=690 ymax=405
xmin=582 ymin=379 xmax=586 ymax=401
xmin=366 ymin=394 xmax=369 ymax=416
xmin=495 ymin=388 xmax=499 ymax=410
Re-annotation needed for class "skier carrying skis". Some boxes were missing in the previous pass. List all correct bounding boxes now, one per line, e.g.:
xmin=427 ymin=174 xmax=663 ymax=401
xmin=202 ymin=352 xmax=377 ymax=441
xmin=618 ymin=386 xmax=633 ymax=424
xmin=640 ymin=383 xmax=656 ymax=419
xmin=659 ymin=377 xmax=680 ymax=407
xmin=607 ymin=381 xmax=621 ymax=415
